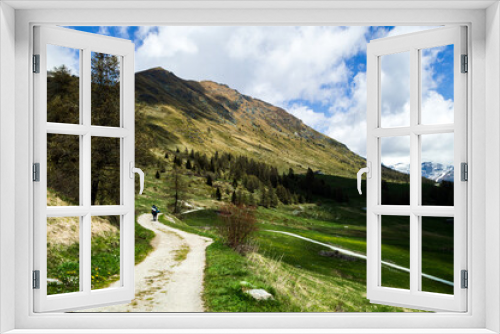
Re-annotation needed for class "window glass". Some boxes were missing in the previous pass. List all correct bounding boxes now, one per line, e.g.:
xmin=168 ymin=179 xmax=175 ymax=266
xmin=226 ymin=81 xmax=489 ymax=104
xmin=47 ymin=216 xmax=81 ymax=295
xmin=381 ymin=52 xmax=411 ymax=128
xmin=47 ymin=44 xmax=80 ymax=124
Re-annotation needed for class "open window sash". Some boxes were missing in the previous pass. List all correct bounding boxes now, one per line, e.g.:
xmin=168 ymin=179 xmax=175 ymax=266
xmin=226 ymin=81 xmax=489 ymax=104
xmin=33 ymin=26 xmax=136 ymax=312
xmin=365 ymin=26 xmax=467 ymax=312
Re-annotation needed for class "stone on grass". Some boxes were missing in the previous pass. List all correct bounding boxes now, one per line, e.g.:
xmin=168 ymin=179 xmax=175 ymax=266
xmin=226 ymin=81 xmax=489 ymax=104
xmin=246 ymin=289 xmax=274 ymax=301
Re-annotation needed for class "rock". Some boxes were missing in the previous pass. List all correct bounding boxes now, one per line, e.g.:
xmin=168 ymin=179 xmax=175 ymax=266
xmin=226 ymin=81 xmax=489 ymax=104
xmin=319 ymin=250 xmax=357 ymax=262
xmin=246 ymin=289 xmax=274 ymax=301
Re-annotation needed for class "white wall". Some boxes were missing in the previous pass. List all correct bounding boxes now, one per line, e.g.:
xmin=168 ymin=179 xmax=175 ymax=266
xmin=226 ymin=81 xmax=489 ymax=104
xmin=0 ymin=2 xmax=16 ymax=333
xmin=486 ymin=2 xmax=500 ymax=333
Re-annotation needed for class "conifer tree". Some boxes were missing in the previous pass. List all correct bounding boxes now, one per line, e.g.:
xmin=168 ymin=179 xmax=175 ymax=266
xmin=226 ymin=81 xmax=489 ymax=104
xmin=165 ymin=153 xmax=169 ymax=159
xmin=155 ymin=170 xmax=160 ymax=179
xmin=186 ymin=160 xmax=192 ymax=170
xmin=215 ymin=187 xmax=222 ymax=201
xmin=206 ymin=174 xmax=213 ymax=186
xmin=231 ymin=190 xmax=237 ymax=205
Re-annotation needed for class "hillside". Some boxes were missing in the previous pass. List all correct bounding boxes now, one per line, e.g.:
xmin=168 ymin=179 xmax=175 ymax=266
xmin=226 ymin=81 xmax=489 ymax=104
xmin=135 ymin=67 xmax=367 ymax=177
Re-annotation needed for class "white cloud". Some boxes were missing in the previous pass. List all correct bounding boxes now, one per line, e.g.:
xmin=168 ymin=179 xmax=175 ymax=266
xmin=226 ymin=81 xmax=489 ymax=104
xmin=325 ymin=71 xmax=367 ymax=157
xmin=287 ymin=104 xmax=329 ymax=132
xmin=134 ymin=26 xmax=369 ymax=107
xmin=422 ymin=133 xmax=454 ymax=166
xmin=46 ymin=44 xmax=80 ymax=76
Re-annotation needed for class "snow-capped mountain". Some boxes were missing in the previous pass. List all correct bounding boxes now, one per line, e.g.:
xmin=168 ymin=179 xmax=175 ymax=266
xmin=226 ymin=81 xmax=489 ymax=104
xmin=387 ymin=162 xmax=454 ymax=183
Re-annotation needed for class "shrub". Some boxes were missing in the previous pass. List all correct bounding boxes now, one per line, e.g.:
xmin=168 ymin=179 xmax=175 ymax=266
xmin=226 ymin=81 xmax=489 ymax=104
xmin=217 ymin=204 xmax=258 ymax=252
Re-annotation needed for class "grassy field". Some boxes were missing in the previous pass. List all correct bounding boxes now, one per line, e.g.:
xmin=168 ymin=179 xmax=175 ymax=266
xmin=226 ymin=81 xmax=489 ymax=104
xmin=135 ymin=158 xmax=453 ymax=312
xmin=47 ymin=214 xmax=155 ymax=295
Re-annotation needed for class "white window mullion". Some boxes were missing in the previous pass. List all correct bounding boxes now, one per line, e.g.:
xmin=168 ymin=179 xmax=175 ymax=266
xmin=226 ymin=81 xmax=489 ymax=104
xmin=81 ymin=47 xmax=92 ymax=295
xmin=409 ymin=47 xmax=420 ymax=295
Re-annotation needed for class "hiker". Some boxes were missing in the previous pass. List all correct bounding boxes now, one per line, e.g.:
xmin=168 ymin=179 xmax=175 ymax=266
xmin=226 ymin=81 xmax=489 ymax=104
xmin=151 ymin=205 xmax=160 ymax=221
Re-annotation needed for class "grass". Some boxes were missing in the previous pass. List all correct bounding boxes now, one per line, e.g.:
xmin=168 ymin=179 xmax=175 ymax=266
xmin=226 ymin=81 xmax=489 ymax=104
xmin=47 ymin=215 xmax=156 ymax=295
xmin=140 ymin=159 xmax=454 ymax=312
xmin=174 ymin=244 xmax=190 ymax=262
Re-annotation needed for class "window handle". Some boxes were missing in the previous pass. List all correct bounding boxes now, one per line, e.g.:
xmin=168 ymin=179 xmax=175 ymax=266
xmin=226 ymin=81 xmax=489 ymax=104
xmin=129 ymin=162 xmax=145 ymax=195
xmin=357 ymin=162 xmax=371 ymax=195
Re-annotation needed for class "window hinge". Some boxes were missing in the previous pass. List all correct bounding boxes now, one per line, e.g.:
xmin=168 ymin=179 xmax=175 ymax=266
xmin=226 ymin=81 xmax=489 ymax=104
xmin=33 ymin=163 xmax=40 ymax=182
xmin=33 ymin=54 xmax=40 ymax=73
xmin=461 ymin=270 xmax=468 ymax=289
xmin=461 ymin=162 xmax=468 ymax=181
xmin=461 ymin=54 xmax=468 ymax=73
xmin=33 ymin=270 xmax=40 ymax=289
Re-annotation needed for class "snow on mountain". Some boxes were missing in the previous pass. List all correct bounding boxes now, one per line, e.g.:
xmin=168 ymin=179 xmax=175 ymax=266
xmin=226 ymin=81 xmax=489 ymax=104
xmin=387 ymin=162 xmax=454 ymax=183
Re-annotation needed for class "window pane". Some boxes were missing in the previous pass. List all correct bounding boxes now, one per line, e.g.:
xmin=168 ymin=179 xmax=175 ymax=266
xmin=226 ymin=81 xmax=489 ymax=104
xmin=47 ymin=216 xmax=80 ymax=295
xmin=381 ymin=215 xmax=410 ymax=290
xmin=421 ymin=45 xmax=454 ymax=125
xmin=91 ymin=216 xmax=121 ymax=290
xmin=381 ymin=136 xmax=410 ymax=205
xmin=47 ymin=44 xmax=80 ymax=124
xmin=421 ymin=133 xmax=454 ymax=206
xmin=91 ymin=137 xmax=121 ymax=206
xmin=47 ymin=134 xmax=80 ymax=206
xmin=421 ymin=217 xmax=454 ymax=295
xmin=91 ymin=52 xmax=121 ymax=127
xmin=380 ymin=52 xmax=410 ymax=128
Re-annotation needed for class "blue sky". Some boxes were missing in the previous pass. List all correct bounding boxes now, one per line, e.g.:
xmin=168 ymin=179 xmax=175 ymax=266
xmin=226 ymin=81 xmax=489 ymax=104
xmin=57 ymin=26 xmax=455 ymax=165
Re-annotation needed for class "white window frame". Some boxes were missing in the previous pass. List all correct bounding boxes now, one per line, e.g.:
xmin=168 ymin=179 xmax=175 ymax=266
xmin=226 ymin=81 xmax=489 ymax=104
xmin=1 ymin=1 xmax=499 ymax=333
xmin=33 ymin=26 xmax=136 ymax=312
xmin=366 ymin=26 xmax=467 ymax=312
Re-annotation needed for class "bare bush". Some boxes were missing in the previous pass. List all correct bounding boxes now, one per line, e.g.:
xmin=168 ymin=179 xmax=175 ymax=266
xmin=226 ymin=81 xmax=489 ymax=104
xmin=217 ymin=204 xmax=258 ymax=252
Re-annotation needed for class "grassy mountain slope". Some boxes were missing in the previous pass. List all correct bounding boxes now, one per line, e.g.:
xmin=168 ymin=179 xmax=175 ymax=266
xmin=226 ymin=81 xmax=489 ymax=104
xmin=135 ymin=67 xmax=368 ymax=178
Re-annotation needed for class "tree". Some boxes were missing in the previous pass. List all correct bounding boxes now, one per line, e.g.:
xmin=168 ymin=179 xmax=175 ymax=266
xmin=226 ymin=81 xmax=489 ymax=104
xmin=276 ymin=184 xmax=290 ymax=204
xmin=165 ymin=153 xmax=169 ymax=159
xmin=259 ymin=188 xmax=270 ymax=208
xmin=169 ymin=166 xmax=186 ymax=214
xmin=231 ymin=190 xmax=237 ymax=205
xmin=89 ymin=54 xmax=121 ymax=205
xmin=269 ymin=188 xmax=279 ymax=207
xmin=206 ymin=174 xmax=213 ymax=186
xmin=215 ymin=187 xmax=222 ymax=201
xmin=217 ymin=204 xmax=258 ymax=252
xmin=173 ymin=155 xmax=182 ymax=167
xmin=232 ymin=178 xmax=238 ymax=188
xmin=155 ymin=170 xmax=160 ymax=179
xmin=186 ymin=160 xmax=192 ymax=170
xmin=245 ymin=175 xmax=260 ymax=193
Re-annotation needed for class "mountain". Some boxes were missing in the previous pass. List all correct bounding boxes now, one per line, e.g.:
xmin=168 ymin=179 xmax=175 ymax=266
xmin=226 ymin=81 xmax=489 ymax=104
xmin=387 ymin=162 xmax=454 ymax=183
xmin=135 ymin=67 xmax=373 ymax=178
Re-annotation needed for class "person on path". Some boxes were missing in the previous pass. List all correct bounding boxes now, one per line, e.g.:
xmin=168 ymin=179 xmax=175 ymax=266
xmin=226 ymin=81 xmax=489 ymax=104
xmin=151 ymin=205 xmax=160 ymax=221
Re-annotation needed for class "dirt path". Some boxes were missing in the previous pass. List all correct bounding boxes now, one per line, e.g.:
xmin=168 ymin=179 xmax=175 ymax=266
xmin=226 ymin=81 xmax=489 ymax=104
xmin=83 ymin=213 xmax=213 ymax=312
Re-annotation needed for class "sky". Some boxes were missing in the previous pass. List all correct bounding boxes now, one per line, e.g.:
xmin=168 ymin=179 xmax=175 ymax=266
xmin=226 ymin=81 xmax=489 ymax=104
xmin=50 ymin=26 xmax=455 ymax=167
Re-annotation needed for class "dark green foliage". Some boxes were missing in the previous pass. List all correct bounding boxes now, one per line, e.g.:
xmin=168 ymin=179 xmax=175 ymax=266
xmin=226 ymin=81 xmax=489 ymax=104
xmin=206 ymin=174 xmax=213 ymax=186
xmin=47 ymin=65 xmax=79 ymax=124
xmin=165 ymin=153 xmax=169 ymax=159
xmin=91 ymin=52 xmax=120 ymax=127
xmin=186 ymin=160 xmax=192 ymax=170
xmin=216 ymin=187 xmax=222 ymax=201
xmin=244 ymin=175 xmax=260 ymax=193
xmin=173 ymin=155 xmax=182 ymax=167
xmin=155 ymin=170 xmax=160 ymax=179
xmin=231 ymin=191 xmax=237 ymax=205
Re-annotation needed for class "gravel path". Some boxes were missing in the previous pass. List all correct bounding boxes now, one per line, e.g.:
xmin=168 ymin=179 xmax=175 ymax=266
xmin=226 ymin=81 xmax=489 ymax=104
xmin=82 ymin=213 xmax=212 ymax=312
